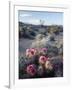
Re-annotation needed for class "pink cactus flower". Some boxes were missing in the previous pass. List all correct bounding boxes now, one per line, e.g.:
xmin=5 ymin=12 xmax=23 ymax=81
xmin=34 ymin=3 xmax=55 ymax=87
xmin=39 ymin=48 xmax=47 ymax=55
xmin=26 ymin=49 xmax=31 ymax=56
xmin=39 ymin=56 xmax=47 ymax=64
xmin=26 ymin=48 xmax=37 ymax=58
xmin=30 ymin=48 xmax=37 ymax=55
xmin=26 ymin=64 xmax=36 ymax=76
xmin=41 ymin=48 xmax=47 ymax=52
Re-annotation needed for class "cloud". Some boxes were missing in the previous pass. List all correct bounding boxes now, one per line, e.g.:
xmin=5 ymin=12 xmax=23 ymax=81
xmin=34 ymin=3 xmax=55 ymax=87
xmin=20 ymin=14 xmax=32 ymax=17
xmin=28 ymin=19 xmax=40 ymax=25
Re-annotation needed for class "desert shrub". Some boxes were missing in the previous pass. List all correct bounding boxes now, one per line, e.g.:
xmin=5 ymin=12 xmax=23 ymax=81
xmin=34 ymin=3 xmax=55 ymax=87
xmin=50 ymin=36 xmax=55 ymax=41
xmin=29 ymin=30 xmax=36 ymax=36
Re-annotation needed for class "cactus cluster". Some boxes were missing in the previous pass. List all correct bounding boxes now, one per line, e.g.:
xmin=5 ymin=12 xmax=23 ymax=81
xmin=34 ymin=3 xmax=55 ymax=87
xmin=19 ymin=47 xmax=63 ymax=79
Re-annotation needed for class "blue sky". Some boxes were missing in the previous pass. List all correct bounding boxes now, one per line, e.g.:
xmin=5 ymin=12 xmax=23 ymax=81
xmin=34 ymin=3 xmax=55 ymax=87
xmin=18 ymin=10 xmax=63 ymax=25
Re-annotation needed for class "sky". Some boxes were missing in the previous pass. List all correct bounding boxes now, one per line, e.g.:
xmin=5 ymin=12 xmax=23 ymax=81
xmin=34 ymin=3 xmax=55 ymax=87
xmin=18 ymin=10 xmax=63 ymax=25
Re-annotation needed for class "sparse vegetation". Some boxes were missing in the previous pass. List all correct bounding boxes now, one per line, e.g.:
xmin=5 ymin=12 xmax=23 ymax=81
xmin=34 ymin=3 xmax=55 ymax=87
xmin=19 ymin=21 xmax=63 ymax=79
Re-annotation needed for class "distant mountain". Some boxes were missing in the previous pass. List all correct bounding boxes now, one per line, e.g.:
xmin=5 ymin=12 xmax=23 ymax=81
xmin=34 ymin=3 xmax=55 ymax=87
xmin=19 ymin=22 xmax=63 ymax=39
